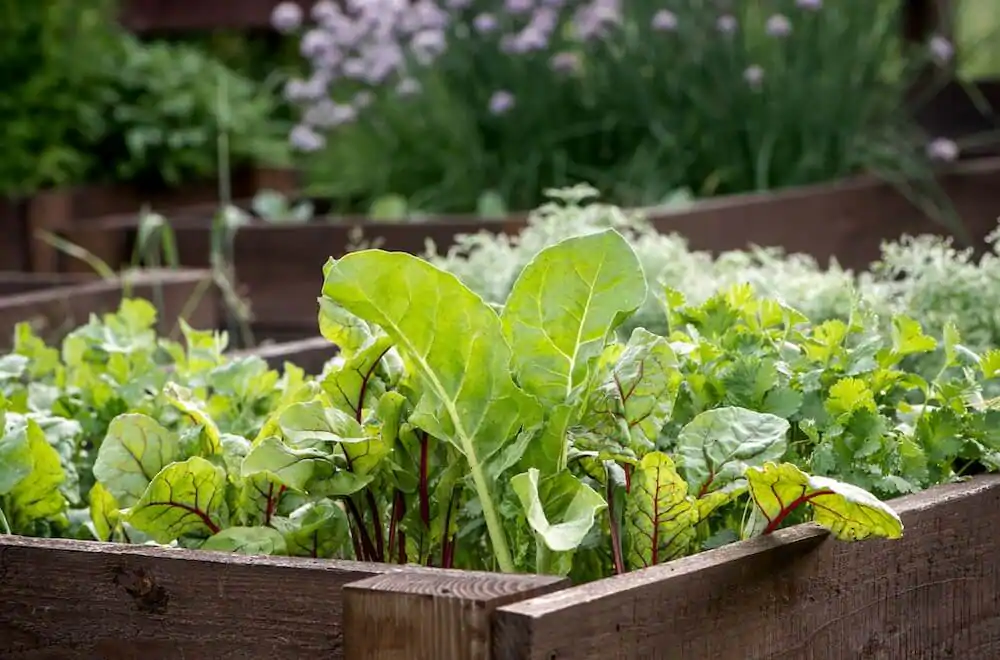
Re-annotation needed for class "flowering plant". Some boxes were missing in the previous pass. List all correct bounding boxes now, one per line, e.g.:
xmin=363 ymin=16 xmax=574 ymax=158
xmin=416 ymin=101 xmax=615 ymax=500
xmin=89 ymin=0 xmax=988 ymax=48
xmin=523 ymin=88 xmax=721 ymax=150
xmin=274 ymin=0 xmax=957 ymax=215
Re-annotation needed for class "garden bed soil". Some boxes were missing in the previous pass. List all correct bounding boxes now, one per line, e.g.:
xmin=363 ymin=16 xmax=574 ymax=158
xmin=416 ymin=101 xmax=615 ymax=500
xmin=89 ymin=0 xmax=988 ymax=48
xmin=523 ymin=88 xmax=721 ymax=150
xmin=35 ymin=157 xmax=1000 ymax=340
xmin=1 ymin=475 xmax=998 ymax=659
xmin=0 ymin=269 xmax=218 ymax=349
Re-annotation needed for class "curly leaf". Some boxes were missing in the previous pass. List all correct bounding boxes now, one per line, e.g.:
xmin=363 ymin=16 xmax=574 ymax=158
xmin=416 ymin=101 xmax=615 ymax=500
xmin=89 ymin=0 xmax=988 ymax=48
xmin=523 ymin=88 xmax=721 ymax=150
xmin=278 ymin=399 xmax=364 ymax=448
xmin=127 ymin=457 xmax=228 ymax=543
xmin=676 ymin=407 xmax=789 ymax=496
xmin=501 ymin=229 xmax=647 ymax=406
xmin=322 ymin=250 xmax=542 ymax=572
xmin=317 ymin=297 xmax=373 ymax=357
xmin=93 ymin=414 xmax=184 ymax=507
xmin=624 ymin=452 xmax=698 ymax=569
xmin=745 ymin=462 xmax=903 ymax=541
xmin=511 ymin=468 xmax=606 ymax=555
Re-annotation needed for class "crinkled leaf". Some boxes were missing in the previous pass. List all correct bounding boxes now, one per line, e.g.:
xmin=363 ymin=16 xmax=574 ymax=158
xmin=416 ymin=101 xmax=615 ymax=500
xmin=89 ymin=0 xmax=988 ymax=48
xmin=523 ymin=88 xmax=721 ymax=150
xmin=127 ymin=457 xmax=229 ymax=543
xmin=677 ymin=407 xmax=789 ymax=496
xmin=273 ymin=498 xmax=351 ymax=558
xmin=745 ymin=462 xmax=903 ymax=541
xmin=3 ymin=419 xmax=66 ymax=533
xmin=202 ymin=526 xmax=287 ymax=556
xmin=501 ymin=229 xmax=646 ymax=405
xmin=0 ymin=420 xmax=33 ymax=495
xmin=317 ymin=295 xmax=372 ymax=357
xmin=624 ymin=452 xmax=698 ymax=569
xmin=93 ymin=414 xmax=183 ymax=507
xmin=511 ymin=468 xmax=606 ymax=554
xmin=241 ymin=437 xmax=334 ymax=492
xmin=278 ymin=399 xmax=364 ymax=448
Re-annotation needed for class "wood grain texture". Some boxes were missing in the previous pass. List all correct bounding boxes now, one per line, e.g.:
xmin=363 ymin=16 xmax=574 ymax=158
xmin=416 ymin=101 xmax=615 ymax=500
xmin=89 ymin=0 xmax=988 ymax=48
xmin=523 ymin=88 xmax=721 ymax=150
xmin=0 ymin=536 xmax=394 ymax=659
xmin=494 ymin=475 xmax=1000 ymax=660
xmin=0 ymin=269 xmax=218 ymax=348
xmin=344 ymin=569 xmax=568 ymax=660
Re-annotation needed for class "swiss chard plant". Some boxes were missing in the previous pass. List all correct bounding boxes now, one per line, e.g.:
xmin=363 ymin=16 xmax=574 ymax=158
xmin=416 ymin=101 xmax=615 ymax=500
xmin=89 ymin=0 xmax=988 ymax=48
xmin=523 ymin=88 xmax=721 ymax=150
xmin=13 ymin=230 xmax=1000 ymax=583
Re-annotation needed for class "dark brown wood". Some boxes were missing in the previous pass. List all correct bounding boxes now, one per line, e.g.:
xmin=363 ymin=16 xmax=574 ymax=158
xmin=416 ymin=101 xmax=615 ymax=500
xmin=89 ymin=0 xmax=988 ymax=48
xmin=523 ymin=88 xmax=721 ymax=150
xmin=0 ymin=269 xmax=218 ymax=348
xmin=647 ymin=157 xmax=1000 ymax=269
xmin=493 ymin=474 xmax=1000 ymax=660
xmin=26 ymin=168 xmax=298 ymax=273
xmin=236 ymin=336 xmax=338 ymax=373
xmin=915 ymin=80 xmax=1000 ymax=156
xmin=0 ymin=536 xmax=393 ymax=660
xmin=0 ymin=199 xmax=27 ymax=271
xmin=343 ymin=570 xmax=568 ymax=660
xmin=120 ymin=0 xmax=309 ymax=32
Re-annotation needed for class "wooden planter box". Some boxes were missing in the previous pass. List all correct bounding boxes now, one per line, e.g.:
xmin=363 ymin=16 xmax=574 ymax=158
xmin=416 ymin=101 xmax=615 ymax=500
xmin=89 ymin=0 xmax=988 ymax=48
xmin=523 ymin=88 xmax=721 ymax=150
xmin=0 ymin=269 xmax=218 ymax=348
xmin=119 ymin=0 xmax=307 ymax=32
xmin=22 ymin=167 xmax=297 ymax=273
xmin=2 ymin=474 xmax=998 ymax=659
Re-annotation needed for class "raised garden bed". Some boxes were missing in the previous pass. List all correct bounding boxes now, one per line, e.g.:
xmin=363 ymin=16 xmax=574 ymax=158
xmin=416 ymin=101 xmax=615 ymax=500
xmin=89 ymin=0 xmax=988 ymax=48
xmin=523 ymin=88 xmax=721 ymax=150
xmin=1 ymin=475 xmax=996 ymax=659
xmin=47 ymin=157 xmax=1000 ymax=340
xmin=0 ymin=269 xmax=217 ymax=348
xmin=20 ymin=167 xmax=297 ymax=273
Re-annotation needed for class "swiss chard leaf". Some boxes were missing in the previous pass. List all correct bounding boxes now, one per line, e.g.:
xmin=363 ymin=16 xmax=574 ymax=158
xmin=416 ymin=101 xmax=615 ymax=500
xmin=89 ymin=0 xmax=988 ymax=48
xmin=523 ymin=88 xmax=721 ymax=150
xmin=127 ymin=456 xmax=228 ymax=543
xmin=624 ymin=451 xmax=698 ymax=570
xmin=676 ymin=407 xmax=789 ymax=497
xmin=93 ymin=414 xmax=184 ymax=507
xmin=744 ymin=462 xmax=903 ymax=540
xmin=202 ymin=526 xmax=288 ymax=556
xmin=321 ymin=250 xmax=542 ymax=572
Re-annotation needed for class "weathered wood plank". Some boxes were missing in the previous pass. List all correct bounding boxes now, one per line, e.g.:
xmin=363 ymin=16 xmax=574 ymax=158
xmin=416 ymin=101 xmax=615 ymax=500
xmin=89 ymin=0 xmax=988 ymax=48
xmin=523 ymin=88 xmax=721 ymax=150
xmin=0 ymin=269 xmax=218 ymax=348
xmin=0 ymin=536 xmax=394 ymax=659
xmin=343 ymin=569 xmax=568 ymax=660
xmin=236 ymin=336 xmax=338 ymax=374
xmin=494 ymin=475 xmax=1000 ymax=660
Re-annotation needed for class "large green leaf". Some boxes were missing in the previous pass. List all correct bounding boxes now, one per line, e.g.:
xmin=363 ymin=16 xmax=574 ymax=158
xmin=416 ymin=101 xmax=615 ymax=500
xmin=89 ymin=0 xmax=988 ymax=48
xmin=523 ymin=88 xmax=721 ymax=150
xmin=321 ymin=333 xmax=395 ymax=419
xmin=624 ymin=451 xmax=698 ymax=570
xmin=511 ymin=468 xmax=606 ymax=561
xmin=501 ymin=229 xmax=646 ymax=406
xmin=88 ymin=482 xmax=121 ymax=542
xmin=165 ymin=383 xmax=222 ymax=455
xmin=127 ymin=457 xmax=229 ymax=544
xmin=676 ymin=407 xmax=789 ymax=496
xmin=744 ymin=462 xmax=903 ymax=540
xmin=2 ymin=419 xmax=67 ymax=533
xmin=278 ymin=399 xmax=364 ymax=448
xmin=321 ymin=250 xmax=542 ymax=572
xmin=93 ymin=414 xmax=184 ymax=507
xmin=0 ymin=419 xmax=34 ymax=495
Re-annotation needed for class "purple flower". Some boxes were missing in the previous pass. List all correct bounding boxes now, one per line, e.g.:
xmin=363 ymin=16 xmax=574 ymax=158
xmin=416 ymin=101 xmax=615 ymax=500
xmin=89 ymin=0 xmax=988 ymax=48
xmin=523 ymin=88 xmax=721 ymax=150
xmin=304 ymin=100 xmax=357 ymax=128
xmin=929 ymin=35 xmax=954 ymax=64
xmin=473 ymin=13 xmax=498 ymax=33
xmin=271 ymin=2 xmax=303 ymax=33
xmin=927 ymin=138 xmax=959 ymax=162
xmin=284 ymin=76 xmax=329 ymax=103
xmin=765 ymin=14 xmax=791 ymax=38
xmin=505 ymin=0 xmax=534 ymax=15
xmin=300 ymin=28 xmax=337 ymax=60
xmin=795 ymin=0 xmax=822 ymax=10
xmin=411 ymin=29 xmax=447 ymax=63
xmin=743 ymin=65 xmax=764 ymax=90
xmin=651 ymin=10 xmax=677 ymax=31
xmin=290 ymin=124 xmax=326 ymax=152
xmin=396 ymin=77 xmax=422 ymax=96
xmin=574 ymin=0 xmax=621 ymax=40
xmin=550 ymin=51 xmax=581 ymax=74
xmin=310 ymin=0 xmax=339 ymax=22
xmin=353 ymin=91 xmax=375 ymax=110
xmin=716 ymin=14 xmax=737 ymax=35
xmin=489 ymin=90 xmax=515 ymax=115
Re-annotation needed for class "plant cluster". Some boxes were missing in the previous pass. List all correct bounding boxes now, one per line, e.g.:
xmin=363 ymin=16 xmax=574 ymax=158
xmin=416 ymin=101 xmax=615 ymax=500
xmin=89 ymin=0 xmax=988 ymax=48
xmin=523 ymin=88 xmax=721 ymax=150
xmin=427 ymin=186 xmax=1000 ymax=364
xmin=0 ymin=2 xmax=287 ymax=196
xmin=273 ymin=0 xmax=956 ymax=215
xmin=5 ymin=229 xmax=1000 ymax=583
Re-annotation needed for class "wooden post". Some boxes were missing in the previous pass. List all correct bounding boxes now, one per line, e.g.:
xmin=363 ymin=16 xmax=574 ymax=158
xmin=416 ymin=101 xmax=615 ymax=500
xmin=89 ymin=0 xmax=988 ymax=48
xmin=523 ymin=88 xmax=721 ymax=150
xmin=343 ymin=568 xmax=569 ymax=659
